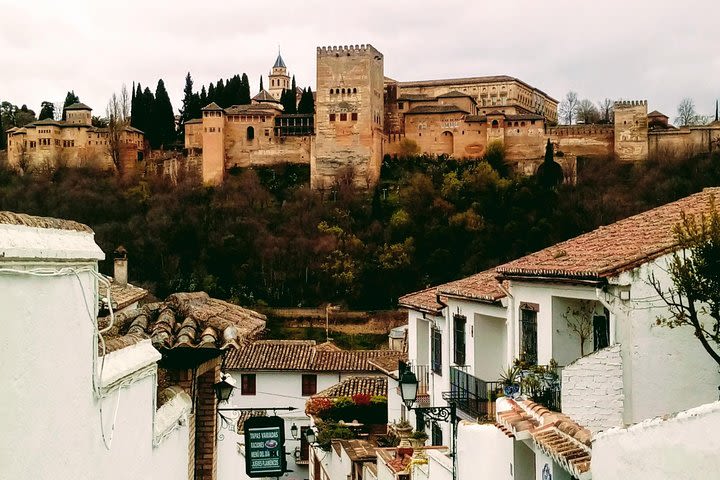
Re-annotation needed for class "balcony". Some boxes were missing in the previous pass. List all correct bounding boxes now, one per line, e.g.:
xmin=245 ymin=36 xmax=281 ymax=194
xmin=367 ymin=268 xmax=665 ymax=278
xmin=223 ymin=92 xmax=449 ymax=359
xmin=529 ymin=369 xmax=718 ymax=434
xmin=410 ymin=364 xmax=431 ymax=407
xmin=443 ymin=366 xmax=500 ymax=420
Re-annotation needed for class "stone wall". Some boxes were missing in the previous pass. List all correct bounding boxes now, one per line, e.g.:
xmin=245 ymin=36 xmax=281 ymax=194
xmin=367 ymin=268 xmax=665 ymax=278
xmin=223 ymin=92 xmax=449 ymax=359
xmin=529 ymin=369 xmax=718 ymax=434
xmin=614 ymin=101 xmax=648 ymax=161
xmin=548 ymin=125 xmax=614 ymax=158
xmin=649 ymin=126 xmax=720 ymax=157
xmin=561 ymin=344 xmax=624 ymax=433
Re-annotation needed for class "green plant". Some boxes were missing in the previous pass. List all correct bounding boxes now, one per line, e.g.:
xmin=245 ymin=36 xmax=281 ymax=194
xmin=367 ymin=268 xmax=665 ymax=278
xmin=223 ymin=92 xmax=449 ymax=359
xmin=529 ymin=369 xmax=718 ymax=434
xmin=410 ymin=430 xmax=428 ymax=440
xmin=395 ymin=419 xmax=412 ymax=430
xmin=499 ymin=365 xmax=520 ymax=386
xmin=316 ymin=421 xmax=356 ymax=451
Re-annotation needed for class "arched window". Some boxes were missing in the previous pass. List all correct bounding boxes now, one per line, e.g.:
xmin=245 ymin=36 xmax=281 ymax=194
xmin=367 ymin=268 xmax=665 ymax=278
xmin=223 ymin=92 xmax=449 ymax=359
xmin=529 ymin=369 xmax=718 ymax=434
xmin=330 ymin=89 xmax=334 ymax=94
xmin=271 ymin=79 xmax=275 ymax=86
xmin=353 ymin=88 xmax=357 ymax=94
xmin=342 ymin=88 xmax=346 ymax=94
xmin=491 ymin=120 xmax=499 ymax=128
xmin=247 ymin=126 xmax=254 ymax=141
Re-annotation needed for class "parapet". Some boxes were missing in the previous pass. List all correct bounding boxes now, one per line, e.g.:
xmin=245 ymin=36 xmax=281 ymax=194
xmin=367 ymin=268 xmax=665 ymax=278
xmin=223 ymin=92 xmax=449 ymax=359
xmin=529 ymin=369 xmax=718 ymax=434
xmin=317 ymin=44 xmax=382 ymax=58
xmin=614 ymin=100 xmax=648 ymax=108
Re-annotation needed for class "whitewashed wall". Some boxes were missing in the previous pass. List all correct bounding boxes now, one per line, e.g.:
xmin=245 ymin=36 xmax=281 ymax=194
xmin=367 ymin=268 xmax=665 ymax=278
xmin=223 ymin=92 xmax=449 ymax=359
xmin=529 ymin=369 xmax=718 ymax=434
xmin=456 ymin=422 xmax=513 ymax=479
xmin=534 ymin=449 xmax=572 ymax=480
xmin=610 ymin=254 xmax=720 ymax=424
xmin=592 ymin=401 xmax=720 ymax=479
xmin=561 ymin=344 xmax=624 ymax=433
xmin=0 ymin=226 xmax=189 ymax=480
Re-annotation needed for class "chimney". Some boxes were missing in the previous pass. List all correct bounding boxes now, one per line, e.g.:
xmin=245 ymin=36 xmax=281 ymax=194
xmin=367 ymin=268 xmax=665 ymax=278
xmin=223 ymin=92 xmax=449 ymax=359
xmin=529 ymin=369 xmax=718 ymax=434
xmin=113 ymin=246 xmax=128 ymax=286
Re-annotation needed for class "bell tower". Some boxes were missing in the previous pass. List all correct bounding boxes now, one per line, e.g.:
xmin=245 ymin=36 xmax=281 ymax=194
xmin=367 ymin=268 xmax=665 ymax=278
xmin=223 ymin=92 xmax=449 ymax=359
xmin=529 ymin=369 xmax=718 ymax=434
xmin=268 ymin=49 xmax=290 ymax=101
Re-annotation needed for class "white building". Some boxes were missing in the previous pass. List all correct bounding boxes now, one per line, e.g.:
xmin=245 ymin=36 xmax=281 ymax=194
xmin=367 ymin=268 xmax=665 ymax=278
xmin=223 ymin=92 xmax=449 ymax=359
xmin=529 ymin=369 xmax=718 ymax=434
xmin=399 ymin=187 xmax=720 ymax=479
xmin=220 ymin=340 xmax=405 ymax=480
xmin=0 ymin=210 xmax=267 ymax=480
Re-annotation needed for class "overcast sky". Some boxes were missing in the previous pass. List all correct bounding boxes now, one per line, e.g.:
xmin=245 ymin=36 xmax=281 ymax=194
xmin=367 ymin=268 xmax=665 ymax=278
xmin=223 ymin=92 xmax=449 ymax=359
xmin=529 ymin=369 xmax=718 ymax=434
xmin=2 ymin=0 xmax=718 ymax=122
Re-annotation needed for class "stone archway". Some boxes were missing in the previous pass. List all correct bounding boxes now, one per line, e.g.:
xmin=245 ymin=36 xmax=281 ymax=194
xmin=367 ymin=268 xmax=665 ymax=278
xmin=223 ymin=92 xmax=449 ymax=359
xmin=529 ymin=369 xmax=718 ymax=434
xmin=438 ymin=131 xmax=454 ymax=155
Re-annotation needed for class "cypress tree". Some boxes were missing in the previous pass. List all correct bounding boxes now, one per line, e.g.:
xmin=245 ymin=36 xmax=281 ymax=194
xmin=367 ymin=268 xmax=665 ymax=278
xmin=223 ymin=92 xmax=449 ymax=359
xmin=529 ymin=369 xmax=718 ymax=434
xmin=215 ymin=79 xmax=225 ymax=107
xmin=151 ymin=79 xmax=176 ymax=149
xmin=61 ymin=91 xmax=80 ymax=120
xmin=179 ymin=73 xmax=201 ymax=140
xmin=38 ymin=101 xmax=55 ymax=120
xmin=259 ymin=76 xmax=264 ymax=92
xmin=141 ymin=87 xmax=155 ymax=136
xmin=297 ymin=87 xmax=315 ymax=114
xmin=281 ymin=88 xmax=297 ymax=114
xmin=207 ymin=83 xmax=216 ymax=105
xmin=240 ymin=73 xmax=251 ymax=104
xmin=200 ymin=86 xmax=208 ymax=107
xmin=131 ymin=83 xmax=143 ymax=129
xmin=536 ymin=139 xmax=564 ymax=188
xmin=225 ymin=75 xmax=241 ymax=106
xmin=0 ymin=111 xmax=5 ymax=150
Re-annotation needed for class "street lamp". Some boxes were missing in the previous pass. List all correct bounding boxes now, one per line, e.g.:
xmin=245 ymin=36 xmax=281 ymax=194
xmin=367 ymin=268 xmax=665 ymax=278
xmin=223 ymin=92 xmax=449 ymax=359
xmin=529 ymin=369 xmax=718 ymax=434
xmin=398 ymin=365 xmax=458 ymax=480
xmin=290 ymin=423 xmax=299 ymax=440
xmin=305 ymin=428 xmax=316 ymax=445
xmin=214 ymin=373 xmax=236 ymax=403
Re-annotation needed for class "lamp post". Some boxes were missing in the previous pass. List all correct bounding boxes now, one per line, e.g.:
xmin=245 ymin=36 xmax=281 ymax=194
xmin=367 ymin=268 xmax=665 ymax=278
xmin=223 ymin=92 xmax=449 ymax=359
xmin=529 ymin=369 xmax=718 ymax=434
xmin=214 ymin=373 xmax=237 ymax=403
xmin=399 ymin=368 xmax=458 ymax=480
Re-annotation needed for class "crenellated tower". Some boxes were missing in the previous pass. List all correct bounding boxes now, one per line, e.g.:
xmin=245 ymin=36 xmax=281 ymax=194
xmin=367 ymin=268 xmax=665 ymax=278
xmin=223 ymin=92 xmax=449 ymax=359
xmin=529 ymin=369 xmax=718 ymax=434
xmin=614 ymin=100 xmax=648 ymax=161
xmin=311 ymin=44 xmax=385 ymax=189
xmin=268 ymin=50 xmax=290 ymax=101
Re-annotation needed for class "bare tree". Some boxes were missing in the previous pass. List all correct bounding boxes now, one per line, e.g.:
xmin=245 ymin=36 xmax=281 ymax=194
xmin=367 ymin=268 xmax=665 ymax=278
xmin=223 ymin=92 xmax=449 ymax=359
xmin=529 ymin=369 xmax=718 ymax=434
xmin=559 ymin=91 xmax=579 ymax=125
xmin=575 ymin=99 xmax=600 ymax=124
xmin=597 ymin=98 xmax=614 ymax=124
xmin=675 ymin=98 xmax=708 ymax=126
xmin=562 ymin=300 xmax=596 ymax=356
xmin=106 ymin=85 xmax=130 ymax=173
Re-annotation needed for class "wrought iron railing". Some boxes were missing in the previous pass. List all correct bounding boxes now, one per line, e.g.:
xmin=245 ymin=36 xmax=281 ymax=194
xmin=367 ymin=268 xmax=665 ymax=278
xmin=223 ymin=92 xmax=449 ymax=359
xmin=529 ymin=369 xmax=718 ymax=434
xmin=516 ymin=364 xmax=562 ymax=412
xmin=443 ymin=366 xmax=501 ymax=420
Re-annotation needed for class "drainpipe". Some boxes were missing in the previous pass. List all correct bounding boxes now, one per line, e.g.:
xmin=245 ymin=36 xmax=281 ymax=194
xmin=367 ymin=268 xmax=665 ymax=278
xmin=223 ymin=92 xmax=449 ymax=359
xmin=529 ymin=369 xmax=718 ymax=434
xmin=496 ymin=281 xmax=515 ymax=368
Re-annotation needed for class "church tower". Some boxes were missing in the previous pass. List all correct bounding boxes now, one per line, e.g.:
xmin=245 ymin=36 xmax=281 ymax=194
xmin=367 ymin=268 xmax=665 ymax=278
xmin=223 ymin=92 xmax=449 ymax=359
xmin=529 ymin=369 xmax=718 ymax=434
xmin=268 ymin=50 xmax=290 ymax=101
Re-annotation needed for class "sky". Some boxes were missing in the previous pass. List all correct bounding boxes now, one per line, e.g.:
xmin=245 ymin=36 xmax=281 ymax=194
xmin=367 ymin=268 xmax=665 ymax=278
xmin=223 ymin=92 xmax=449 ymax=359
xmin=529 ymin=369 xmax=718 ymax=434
xmin=2 ymin=0 xmax=718 ymax=122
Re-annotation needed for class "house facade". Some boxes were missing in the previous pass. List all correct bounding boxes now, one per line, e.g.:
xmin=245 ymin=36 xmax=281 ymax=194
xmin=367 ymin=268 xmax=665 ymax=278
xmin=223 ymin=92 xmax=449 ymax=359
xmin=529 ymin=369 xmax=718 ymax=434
xmin=399 ymin=187 xmax=720 ymax=479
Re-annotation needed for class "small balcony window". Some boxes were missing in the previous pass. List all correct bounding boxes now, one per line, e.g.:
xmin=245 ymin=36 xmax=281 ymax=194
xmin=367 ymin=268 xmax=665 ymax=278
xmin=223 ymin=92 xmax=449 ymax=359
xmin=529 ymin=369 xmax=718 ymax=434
xmin=431 ymin=327 xmax=442 ymax=374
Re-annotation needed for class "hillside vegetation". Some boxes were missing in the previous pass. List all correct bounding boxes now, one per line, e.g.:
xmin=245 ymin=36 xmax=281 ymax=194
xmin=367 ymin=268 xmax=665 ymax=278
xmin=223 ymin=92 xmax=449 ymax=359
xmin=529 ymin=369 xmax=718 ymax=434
xmin=0 ymin=151 xmax=718 ymax=309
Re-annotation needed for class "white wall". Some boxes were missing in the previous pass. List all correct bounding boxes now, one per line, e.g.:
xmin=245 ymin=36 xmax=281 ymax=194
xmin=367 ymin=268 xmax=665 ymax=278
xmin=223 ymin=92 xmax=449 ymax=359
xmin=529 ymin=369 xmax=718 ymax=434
xmin=0 ymin=226 xmax=189 ymax=480
xmin=472 ymin=313 xmax=507 ymax=381
xmin=592 ymin=401 xmax=720 ymax=480
xmin=550 ymin=297 xmax=603 ymax=365
xmin=562 ymin=344 xmax=624 ymax=433
xmin=610 ymin=255 xmax=720 ymax=424
xmin=457 ymin=422 xmax=513 ymax=479
xmin=423 ymin=449 xmax=453 ymax=480
xmin=534 ymin=450 xmax=571 ymax=480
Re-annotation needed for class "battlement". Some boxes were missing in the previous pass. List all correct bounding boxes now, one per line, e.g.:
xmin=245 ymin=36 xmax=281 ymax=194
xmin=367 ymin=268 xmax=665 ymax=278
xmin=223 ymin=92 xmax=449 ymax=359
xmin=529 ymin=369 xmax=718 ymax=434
xmin=317 ymin=44 xmax=381 ymax=58
xmin=614 ymin=100 xmax=648 ymax=108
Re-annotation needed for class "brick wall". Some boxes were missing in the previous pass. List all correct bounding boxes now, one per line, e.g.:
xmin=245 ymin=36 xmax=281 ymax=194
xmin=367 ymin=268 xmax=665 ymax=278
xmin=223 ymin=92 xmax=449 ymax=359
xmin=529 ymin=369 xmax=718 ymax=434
xmin=561 ymin=344 xmax=624 ymax=433
xmin=195 ymin=363 xmax=220 ymax=480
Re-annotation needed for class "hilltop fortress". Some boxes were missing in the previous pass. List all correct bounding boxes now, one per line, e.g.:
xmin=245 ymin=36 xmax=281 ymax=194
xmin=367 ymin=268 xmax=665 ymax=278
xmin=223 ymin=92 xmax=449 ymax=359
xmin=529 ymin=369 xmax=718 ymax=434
xmin=7 ymin=44 xmax=720 ymax=185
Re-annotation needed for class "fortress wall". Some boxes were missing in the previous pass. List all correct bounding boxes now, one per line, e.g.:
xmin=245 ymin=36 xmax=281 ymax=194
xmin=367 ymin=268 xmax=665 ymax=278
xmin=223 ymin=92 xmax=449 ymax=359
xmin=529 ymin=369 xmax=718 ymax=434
xmin=548 ymin=125 xmax=614 ymax=158
xmin=649 ymin=127 xmax=720 ymax=158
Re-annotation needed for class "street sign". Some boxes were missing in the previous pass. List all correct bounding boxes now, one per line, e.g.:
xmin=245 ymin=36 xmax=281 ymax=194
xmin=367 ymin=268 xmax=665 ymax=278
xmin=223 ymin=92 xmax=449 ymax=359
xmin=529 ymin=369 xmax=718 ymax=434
xmin=244 ymin=416 xmax=287 ymax=478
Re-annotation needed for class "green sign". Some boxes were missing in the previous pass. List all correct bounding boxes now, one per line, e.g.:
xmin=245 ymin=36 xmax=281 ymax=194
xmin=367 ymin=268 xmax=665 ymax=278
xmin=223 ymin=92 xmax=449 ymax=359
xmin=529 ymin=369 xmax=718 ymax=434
xmin=244 ymin=416 xmax=287 ymax=478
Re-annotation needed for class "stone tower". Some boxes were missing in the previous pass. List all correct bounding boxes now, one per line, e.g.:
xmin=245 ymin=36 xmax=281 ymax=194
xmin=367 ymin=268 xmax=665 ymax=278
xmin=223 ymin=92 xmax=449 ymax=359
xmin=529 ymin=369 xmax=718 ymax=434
xmin=614 ymin=100 xmax=648 ymax=161
xmin=312 ymin=44 xmax=385 ymax=189
xmin=268 ymin=50 xmax=290 ymax=101
xmin=200 ymin=102 xmax=226 ymax=185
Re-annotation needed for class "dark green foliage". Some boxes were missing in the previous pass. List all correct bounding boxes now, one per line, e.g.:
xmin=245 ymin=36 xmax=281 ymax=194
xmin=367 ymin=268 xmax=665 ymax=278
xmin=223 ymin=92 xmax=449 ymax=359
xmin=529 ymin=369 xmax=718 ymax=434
xmin=280 ymin=89 xmax=297 ymax=114
xmin=15 ymin=105 xmax=36 ymax=127
xmin=200 ymin=86 xmax=207 ymax=107
xmin=240 ymin=74 xmax=251 ymax=105
xmin=179 ymin=73 xmax=202 ymax=139
xmin=297 ymin=87 xmax=315 ymax=114
xmin=0 ymin=110 xmax=5 ymax=149
xmin=484 ymin=141 xmax=509 ymax=177
xmin=259 ymin=76 xmax=264 ymax=92
xmin=536 ymin=140 xmax=564 ymax=188
xmin=1 ymin=151 xmax=718 ymax=310
xmin=150 ymin=79 xmax=176 ymax=149
xmin=61 ymin=91 xmax=80 ymax=120
xmin=38 ymin=101 xmax=55 ymax=120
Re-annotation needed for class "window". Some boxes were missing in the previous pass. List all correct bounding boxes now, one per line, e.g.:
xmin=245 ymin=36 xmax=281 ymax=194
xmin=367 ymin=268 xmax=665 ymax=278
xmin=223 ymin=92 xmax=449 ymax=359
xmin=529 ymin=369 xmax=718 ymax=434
xmin=302 ymin=374 xmax=317 ymax=396
xmin=330 ymin=89 xmax=334 ymax=94
xmin=520 ymin=303 xmax=538 ymax=365
xmin=246 ymin=126 xmax=254 ymax=141
xmin=431 ymin=326 xmax=442 ymax=374
xmin=353 ymin=88 xmax=357 ymax=94
xmin=241 ymin=374 xmax=256 ymax=395
xmin=329 ymin=113 xmax=336 ymax=122
xmin=351 ymin=112 xmax=358 ymax=121
xmin=340 ymin=113 xmax=347 ymax=121
xmin=593 ymin=310 xmax=610 ymax=351
xmin=431 ymin=423 xmax=443 ymax=446
xmin=300 ymin=426 xmax=311 ymax=461
xmin=453 ymin=314 xmax=466 ymax=366
xmin=491 ymin=120 xmax=499 ymax=129
xmin=398 ymin=102 xmax=404 ymax=110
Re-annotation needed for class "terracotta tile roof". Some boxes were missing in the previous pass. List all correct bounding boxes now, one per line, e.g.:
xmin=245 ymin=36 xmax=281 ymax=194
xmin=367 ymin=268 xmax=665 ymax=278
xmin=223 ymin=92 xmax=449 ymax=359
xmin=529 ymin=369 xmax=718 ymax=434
xmin=498 ymin=188 xmax=720 ymax=281
xmin=225 ymin=340 xmax=405 ymax=373
xmin=339 ymin=439 xmax=377 ymax=462
xmin=397 ymin=287 xmax=444 ymax=314
xmin=252 ymin=89 xmax=280 ymax=103
xmin=648 ymin=110 xmax=668 ymax=118
xmin=201 ymin=102 xmax=223 ymax=111
xmin=106 ymin=278 xmax=148 ymax=311
xmin=102 ymin=292 xmax=266 ymax=355
xmin=65 ymin=102 xmax=92 ymax=111
xmin=313 ymin=376 xmax=387 ymax=399
xmin=496 ymin=399 xmax=591 ymax=480
xmin=505 ymin=113 xmax=545 ymax=121
xmin=397 ymin=94 xmax=434 ymax=102
xmin=396 ymin=76 xmax=557 ymax=103
xmin=437 ymin=90 xmax=474 ymax=99
xmin=224 ymin=104 xmax=280 ymax=115
xmin=235 ymin=410 xmax=266 ymax=433
xmin=185 ymin=118 xmax=202 ymax=125
xmin=0 ymin=211 xmax=93 ymax=233
xmin=368 ymin=355 xmax=406 ymax=377
xmin=316 ymin=341 xmax=342 ymax=352
xmin=399 ymin=268 xmax=506 ymax=313
xmin=405 ymin=105 xmax=469 ymax=115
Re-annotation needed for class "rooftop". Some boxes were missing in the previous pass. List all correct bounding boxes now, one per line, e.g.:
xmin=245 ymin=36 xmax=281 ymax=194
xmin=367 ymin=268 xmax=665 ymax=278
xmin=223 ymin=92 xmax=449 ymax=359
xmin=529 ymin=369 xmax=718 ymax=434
xmin=252 ymin=89 xmax=280 ymax=103
xmin=397 ymin=75 xmax=557 ymax=103
xmin=497 ymin=187 xmax=720 ymax=282
xmin=405 ymin=105 xmax=470 ymax=115
xmin=0 ymin=211 xmax=92 ymax=233
xmin=225 ymin=339 xmax=405 ymax=373
xmin=312 ymin=376 xmax=387 ymax=399
xmin=338 ymin=439 xmax=377 ymax=462
xmin=102 ymin=292 xmax=266 ymax=363
xmin=64 ymin=102 xmax=92 ymax=111
xmin=106 ymin=278 xmax=148 ymax=311
xmin=273 ymin=52 xmax=286 ymax=69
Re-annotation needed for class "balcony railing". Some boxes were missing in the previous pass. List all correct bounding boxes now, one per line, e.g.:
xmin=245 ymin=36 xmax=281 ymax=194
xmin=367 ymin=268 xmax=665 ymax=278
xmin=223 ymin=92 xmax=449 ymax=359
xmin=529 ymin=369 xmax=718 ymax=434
xmin=517 ymin=365 xmax=562 ymax=412
xmin=443 ymin=366 xmax=500 ymax=420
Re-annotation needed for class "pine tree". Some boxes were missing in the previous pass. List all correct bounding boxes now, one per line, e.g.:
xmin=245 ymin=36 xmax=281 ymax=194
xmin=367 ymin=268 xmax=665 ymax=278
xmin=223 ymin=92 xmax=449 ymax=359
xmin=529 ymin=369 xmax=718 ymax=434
xmin=38 ymin=101 xmax=55 ymax=120
xmin=297 ymin=87 xmax=315 ymax=114
xmin=240 ymin=73 xmax=251 ymax=104
xmin=151 ymin=79 xmax=176 ymax=149
xmin=259 ymin=76 xmax=264 ymax=92
xmin=62 ymin=91 xmax=80 ymax=120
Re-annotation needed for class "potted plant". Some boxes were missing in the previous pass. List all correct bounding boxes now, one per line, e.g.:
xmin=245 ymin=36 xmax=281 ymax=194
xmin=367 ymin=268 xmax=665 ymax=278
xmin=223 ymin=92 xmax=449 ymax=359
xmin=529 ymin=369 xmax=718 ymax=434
xmin=409 ymin=429 xmax=428 ymax=447
xmin=499 ymin=365 xmax=520 ymax=397
xmin=392 ymin=420 xmax=413 ymax=447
